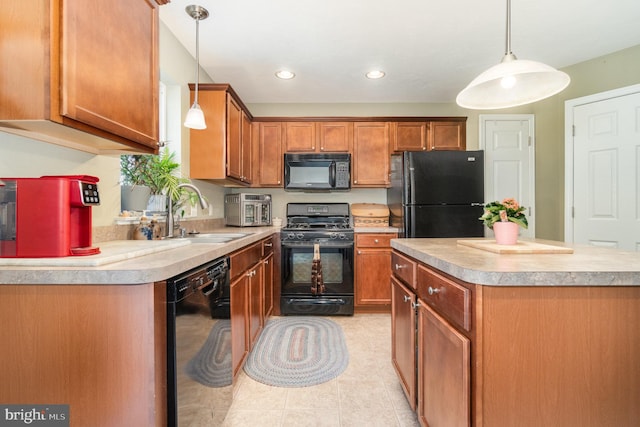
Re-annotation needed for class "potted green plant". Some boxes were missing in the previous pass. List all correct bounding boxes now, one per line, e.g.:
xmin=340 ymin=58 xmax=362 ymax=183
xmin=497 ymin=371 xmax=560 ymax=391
xmin=120 ymin=155 xmax=152 ymax=212
xmin=120 ymin=148 xmax=189 ymax=212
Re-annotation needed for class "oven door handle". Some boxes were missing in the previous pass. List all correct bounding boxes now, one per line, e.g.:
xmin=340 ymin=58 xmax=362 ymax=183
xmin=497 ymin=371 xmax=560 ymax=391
xmin=281 ymin=241 xmax=354 ymax=249
xmin=287 ymin=298 xmax=349 ymax=305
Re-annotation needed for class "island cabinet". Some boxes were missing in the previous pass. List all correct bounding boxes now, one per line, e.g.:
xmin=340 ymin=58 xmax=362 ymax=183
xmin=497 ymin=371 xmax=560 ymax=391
xmin=283 ymin=121 xmax=352 ymax=152
xmin=390 ymin=119 xmax=467 ymax=152
xmin=391 ymin=275 xmax=418 ymax=410
xmin=0 ymin=0 xmax=160 ymax=154
xmin=189 ymin=84 xmax=254 ymax=185
xmin=0 ymin=282 xmax=167 ymax=427
xmin=229 ymin=237 xmax=274 ymax=378
xmin=255 ymin=122 xmax=284 ymax=187
xmin=391 ymin=248 xmax=640 ymax=427
xmin=352 ymin=122 xmax=390 ymax=187
xmin=354 ymin=233 xmax=397 ymax=312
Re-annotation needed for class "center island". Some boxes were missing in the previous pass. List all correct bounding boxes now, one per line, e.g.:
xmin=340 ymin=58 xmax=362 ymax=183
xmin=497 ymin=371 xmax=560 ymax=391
xmin=389 ymin=237 xmax=640 ymax=427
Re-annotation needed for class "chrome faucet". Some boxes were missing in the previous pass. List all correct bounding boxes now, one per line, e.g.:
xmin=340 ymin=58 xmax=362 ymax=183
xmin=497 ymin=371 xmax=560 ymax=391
xmin=165 ymin=183 xmax=208 ymax=238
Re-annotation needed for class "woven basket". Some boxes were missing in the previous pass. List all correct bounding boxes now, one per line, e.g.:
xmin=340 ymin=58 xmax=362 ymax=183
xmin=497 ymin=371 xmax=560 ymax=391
xmin=351 ymin=203 xmax=389 ymax=227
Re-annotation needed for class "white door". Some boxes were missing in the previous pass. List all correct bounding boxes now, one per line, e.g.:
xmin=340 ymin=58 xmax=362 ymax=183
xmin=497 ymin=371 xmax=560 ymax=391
xmin=566 ymin=86 xmax=640 ymax=251
xmin=480 ymin=115 xmax=535 ymax=239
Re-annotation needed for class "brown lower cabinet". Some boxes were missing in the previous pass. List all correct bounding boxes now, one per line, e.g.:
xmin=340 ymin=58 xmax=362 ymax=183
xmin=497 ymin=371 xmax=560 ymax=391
xmin=0 ymin=282 xmax=166 ymax=426
xmin=391 ymin=249 xmax=640 ymax=427
xmin=417 ymin=301 xmax=470 ymax=427
xmin=391 ymin=276 xmax=417 ymax=410
xmin=354 ymin=233 xmax=396 ymax=312
xmin=229 ymin=237 xmax=274 ymax=378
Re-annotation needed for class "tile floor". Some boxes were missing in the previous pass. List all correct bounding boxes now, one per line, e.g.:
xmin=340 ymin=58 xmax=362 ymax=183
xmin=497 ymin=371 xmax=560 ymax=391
xmin=222 ymin=314 xmax=420 ymax=427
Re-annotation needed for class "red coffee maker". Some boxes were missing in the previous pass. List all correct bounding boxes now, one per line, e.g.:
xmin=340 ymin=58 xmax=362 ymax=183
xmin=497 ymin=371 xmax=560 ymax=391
xmin=0 ymin=175 xmax=101 ymax=257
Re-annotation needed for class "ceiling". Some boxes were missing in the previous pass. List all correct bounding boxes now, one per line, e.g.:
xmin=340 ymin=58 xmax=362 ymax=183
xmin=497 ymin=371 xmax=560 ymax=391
xmin=159 ymin=0 xmax=640 ymax=104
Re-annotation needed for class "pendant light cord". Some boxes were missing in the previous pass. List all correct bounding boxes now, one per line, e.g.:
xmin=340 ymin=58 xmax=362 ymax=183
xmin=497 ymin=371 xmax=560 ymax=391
xmin=194 ymin=17 xmax=200 ymax=105
xmin=505 ymin=0 xmax=512 ymax=56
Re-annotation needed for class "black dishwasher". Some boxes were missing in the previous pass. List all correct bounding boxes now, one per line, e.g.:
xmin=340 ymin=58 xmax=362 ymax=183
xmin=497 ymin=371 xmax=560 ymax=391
xmin=166 ymin=256 xmax=231 ymax=427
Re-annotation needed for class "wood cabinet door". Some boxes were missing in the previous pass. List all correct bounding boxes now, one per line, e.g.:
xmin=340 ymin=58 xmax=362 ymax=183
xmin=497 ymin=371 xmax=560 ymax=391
xmin=230 ymin=273 xmax=249 ymax=378
xmin=429 ymin=121 xmax=466 ymax=151
xmin=263 ymin=252 xmax=274 ymax=318
xmin=418 ymin=302 xmax=470 ymax=427
xmin=284 ymin=122 xmax=316 ymax=152
xmin=318 ymin=122 xmax=352 ymax=152
xmin=248 ymin=261 xmax=264 ymax=350
xmin=391 ymin=276 xmax=417 ymax=410
xmin=60 ymin=0 xmax=159 ymax=149
xmin=189 ymin=89 xmax=227 ymax=180
xmin=352 ymin=122 xmax=390 ymax=187
xmin=241 ymin=110 xmax=253 ymax=183
xmin=226 ymin=95 xmax=243 ymax=180
xmin=258 ymin=122 xmax=284 ymax=186
xmin=391 ymin=122 xmax=428 ymax=152
xmin=355 ymin=234 xmax=394 ymax=310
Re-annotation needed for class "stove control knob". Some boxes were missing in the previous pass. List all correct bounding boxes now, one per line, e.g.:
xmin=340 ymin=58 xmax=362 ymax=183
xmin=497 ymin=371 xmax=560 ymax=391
xmin=329 ymin=232 xmax=338 ymax=239
xmin=339 ymin=233 xmax=346 ymax=239
xmin=286 ymin=233 xmax=296 ymax=240
xmin=296 ymin=233 xmax=304 ymax=240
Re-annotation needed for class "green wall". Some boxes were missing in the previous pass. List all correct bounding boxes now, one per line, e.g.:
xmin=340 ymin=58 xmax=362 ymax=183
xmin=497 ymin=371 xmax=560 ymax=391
xmin=533 ymin=44 xmax=640 ymax=240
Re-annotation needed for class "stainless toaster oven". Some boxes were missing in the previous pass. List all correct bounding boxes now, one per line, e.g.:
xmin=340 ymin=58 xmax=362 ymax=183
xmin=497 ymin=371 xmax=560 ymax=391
xmin=224 ymin=193 xmax=272 ymax=227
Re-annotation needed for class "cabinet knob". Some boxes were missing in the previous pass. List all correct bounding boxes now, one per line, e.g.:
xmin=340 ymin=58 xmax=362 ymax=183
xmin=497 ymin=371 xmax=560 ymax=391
xmin=428 ymin=286 xmax=441 ymax=295
xmin=264 ymin=242 xmax=273 ymax=247
xmin=411 ymin=301 xmax=421 ymax=309
xmin=374 ymin=239 xmax=379 ymax=243
xmin=354 ymin=180 xmax=358 ymax=184
xmin=395 ymin=264 xmax=406 ymax=270
xmin=357 ymin=250 xmax=362 ymax=255
xmin=403 ymin=295 xmax=411 ymax=303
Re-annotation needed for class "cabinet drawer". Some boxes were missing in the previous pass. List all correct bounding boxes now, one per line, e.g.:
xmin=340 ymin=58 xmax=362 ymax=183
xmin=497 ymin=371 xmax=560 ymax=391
xmin=417 ymin=265 xmax=470 ymax=332
xmin=391 ymin=251 xmax=416 ymax=289
xmin=230 ymin=242 xmax=262 ymax=279
xmin=262 ymin=236 xmax=274 ymax=257
xmin=356 ymin=233 xmax=395 ymax=248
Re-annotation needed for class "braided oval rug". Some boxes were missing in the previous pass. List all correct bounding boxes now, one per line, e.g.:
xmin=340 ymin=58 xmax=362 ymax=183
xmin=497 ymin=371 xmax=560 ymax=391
xmin=243 ymin=316 xmax=349 ymax=387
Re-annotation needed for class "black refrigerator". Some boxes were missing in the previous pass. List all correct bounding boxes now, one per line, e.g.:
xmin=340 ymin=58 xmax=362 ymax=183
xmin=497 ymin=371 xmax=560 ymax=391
xmin=387 ymin=151 xmax=485 ymax=238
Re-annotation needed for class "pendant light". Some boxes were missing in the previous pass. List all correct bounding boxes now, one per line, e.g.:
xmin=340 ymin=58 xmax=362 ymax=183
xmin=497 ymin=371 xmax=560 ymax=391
xmin=184 ymin=5 xmax=209 ymax=129
xmin=456 ymin=0 xmax=570 ymax=109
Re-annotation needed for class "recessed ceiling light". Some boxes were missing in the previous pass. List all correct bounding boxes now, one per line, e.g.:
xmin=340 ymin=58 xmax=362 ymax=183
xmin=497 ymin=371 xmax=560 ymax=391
xmin=365 ymin=70 xmax=385 ymax=79
xmin=275 ymin=70 xmax=295 ymax=80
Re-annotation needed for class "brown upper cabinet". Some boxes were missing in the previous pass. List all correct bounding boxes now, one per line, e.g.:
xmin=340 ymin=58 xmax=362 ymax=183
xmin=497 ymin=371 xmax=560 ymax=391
xmin=391 ymin=118 xmax=467 ymax=152
xmin=284 ymin=122 xmax=317 ymax=152
xmin=256 ymin=122 xmax=284 ymax=187
xmin=284 ymin=121 xmax=352 ymax=152
xmin=429 ymin=120 xmax=467 ymax=150
xmin=352 ymin=122 xmax=390 ymax=187
xmin=0 ymin=0 xmax=160 ymax=154
xmin=189 ymin=84 xmax=254 ymax=185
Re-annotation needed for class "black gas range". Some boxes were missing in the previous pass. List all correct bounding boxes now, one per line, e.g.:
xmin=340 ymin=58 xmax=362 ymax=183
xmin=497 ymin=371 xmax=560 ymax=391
xmin=281 ymin=203 xmax=353 ymax=243
xmin=280 ymin=203 xmax=354 ymax=315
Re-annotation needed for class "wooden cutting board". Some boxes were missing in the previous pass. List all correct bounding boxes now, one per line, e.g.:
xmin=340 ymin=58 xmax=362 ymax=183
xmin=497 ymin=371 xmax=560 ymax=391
xmin=457 ymin=239 xmax=574 ymax=254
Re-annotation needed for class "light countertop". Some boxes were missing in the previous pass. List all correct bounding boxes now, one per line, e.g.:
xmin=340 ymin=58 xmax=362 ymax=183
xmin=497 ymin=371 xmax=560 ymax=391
xmin=0 ymin=227 xmax=277 ymax=285
xmin=391 ymin=237 xmax=640 ymax=286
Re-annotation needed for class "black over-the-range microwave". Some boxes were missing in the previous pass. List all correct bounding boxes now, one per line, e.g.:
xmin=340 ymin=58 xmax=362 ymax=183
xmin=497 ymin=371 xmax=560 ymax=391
xmin=284 ymin=153 xmax=351 ymax=191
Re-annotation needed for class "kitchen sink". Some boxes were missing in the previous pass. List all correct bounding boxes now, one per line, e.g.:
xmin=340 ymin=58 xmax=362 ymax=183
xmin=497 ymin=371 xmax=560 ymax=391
xmin=185 ymin=232 xmax=251 ymax=244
